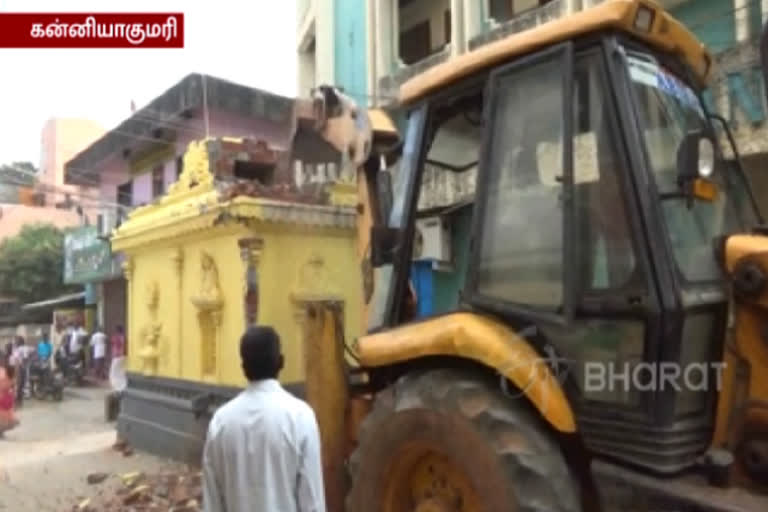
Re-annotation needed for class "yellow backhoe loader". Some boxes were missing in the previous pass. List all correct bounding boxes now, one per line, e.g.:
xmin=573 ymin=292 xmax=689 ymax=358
xmin=297 ymin=0 xmax=768 ymax=510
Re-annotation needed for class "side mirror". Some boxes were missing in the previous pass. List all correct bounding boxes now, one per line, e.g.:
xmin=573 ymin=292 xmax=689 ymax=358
xmin=676 ymin=130 xmax=716 ymax=183
xmin=370 ymin=226 xmax=400 ymax=267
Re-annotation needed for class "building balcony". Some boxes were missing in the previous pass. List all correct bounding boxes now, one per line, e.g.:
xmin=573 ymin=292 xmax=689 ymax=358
xmin=469 ymin=0 xmax=568 ymax=50
xmin=376 ymin=0 xmax=577 ymax=104
xmin=379 ymin=46 xmax=452 ymax=104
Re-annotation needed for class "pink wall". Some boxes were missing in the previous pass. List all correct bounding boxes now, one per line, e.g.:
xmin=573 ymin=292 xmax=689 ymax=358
xmin=132 ymin=173 xmax=152 ymax=206
xmin=95 ymin=106 xmax=293 ymax=210
xmin=98 ymin=154 xmax=126 ymax=203
xmin=41 ymin=118 xmax=106 ymax=221
xmin=40 ymin=120 xmax=56 ymax=186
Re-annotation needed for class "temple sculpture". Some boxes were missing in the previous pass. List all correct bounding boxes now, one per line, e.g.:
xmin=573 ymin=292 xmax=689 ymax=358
xmin=110 ymin=134 xmax=361 ymax=461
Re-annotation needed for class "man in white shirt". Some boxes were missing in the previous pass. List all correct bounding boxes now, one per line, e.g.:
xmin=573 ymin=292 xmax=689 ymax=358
xmin=67 ymin=324 xmax=80 ymax=355
xmin=202 ymin=326 xmax=326 ymax=512
xmin=90 ymin=327 xmax=107 ymax=380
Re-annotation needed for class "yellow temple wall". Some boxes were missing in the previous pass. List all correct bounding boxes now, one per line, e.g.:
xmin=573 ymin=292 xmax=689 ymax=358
xmin=124 ymin=222 xmax=361 ymax=389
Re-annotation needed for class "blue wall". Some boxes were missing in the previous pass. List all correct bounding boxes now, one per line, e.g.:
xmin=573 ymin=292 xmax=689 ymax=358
xmin=334 ymin=0 xmax=368 ymax=106
xmin=432 ymin=205 xmax=473 ymax=314
xmin=672 ymin=0 xmax=766 ymax=125
xmin=671 ymin=0 xmax=734 ymax=53
xmin=410 ymin=205 xmax=474 ymax=318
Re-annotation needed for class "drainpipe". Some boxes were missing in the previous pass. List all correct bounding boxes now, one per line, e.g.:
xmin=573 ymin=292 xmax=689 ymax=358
xmin=202 ymin=74 xmax=210 ymax=138
xmin=735 ymin=0 xmax=750 ymax=43
xmin=450 ymin=0 xmax=465 ymax=57
xmin=368 ymin=0 xmax=378 ymax=107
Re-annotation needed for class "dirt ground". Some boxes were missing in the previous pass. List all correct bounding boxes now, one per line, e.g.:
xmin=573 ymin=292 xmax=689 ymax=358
xmin=0 ymin=386 xmax=186 ymax=511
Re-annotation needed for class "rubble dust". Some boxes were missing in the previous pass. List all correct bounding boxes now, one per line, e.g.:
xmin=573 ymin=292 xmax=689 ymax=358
xmin=70 ymin=463 xmax=202 ymax=512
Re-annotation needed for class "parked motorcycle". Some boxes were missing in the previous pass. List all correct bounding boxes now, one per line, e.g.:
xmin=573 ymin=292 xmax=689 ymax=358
xmin=54 ymin=346 xmax=85 ymax=387
xmin=28 ymin=359 xmax=64 ymax=401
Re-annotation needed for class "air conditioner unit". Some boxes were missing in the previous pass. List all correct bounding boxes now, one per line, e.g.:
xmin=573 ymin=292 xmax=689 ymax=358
xmin=413 ymin=216 xmax=451 ymax=263
xmin=97 ymin=209 xmax=118 ymax=239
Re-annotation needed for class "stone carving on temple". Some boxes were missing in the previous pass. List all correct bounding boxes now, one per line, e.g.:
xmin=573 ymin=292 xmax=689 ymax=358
xmin=138 ymin=280 xmax=164 ymax=375
xmin=191 ymin=251 xmax=224 ymax=379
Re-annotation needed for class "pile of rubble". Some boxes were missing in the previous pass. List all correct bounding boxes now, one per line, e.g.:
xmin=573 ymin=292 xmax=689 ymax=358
xmin=219 ymin=180 xmax=332 ymax=205
xmin=72 ymin=467 xmax=203 ymax=512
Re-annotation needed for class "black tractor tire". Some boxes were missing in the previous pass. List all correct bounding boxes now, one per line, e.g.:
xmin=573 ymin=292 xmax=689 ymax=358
xmin=347 ymin=368 xmax=581 ymax=512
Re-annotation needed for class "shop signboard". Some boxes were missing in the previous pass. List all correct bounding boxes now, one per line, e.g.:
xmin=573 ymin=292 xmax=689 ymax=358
xmin=63 ymin=226 xmax=122 ymax=284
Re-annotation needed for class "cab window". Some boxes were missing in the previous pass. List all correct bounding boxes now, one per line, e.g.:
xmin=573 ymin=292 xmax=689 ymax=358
xmin=474 ymin=52 xmax=566 ymax=310
xmin=472 ymin=48 xmax=641 ymax=313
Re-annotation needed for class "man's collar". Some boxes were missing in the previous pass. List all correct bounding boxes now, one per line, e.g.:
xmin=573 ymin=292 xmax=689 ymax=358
xmin=245 ymin=378 xmax=282 ymax=393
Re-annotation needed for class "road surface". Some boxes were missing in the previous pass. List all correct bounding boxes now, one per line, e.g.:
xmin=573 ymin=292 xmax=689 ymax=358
xmin=0 ymin=386 xmax=185 ymax=511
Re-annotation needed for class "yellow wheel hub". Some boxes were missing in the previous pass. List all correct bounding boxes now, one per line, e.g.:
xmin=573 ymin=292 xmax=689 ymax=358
xmin=383 ymin=446 xmax=481 ymax=512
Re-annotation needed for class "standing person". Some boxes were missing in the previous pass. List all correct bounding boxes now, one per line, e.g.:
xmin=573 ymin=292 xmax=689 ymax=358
xmin=76 ymin=323 xmax=89 ymax=368
xmin=202 ymin=326 xmax=326 ymax=512
xmin=51 ymin=325 xmax=64 ymax=355
xmin=9 ymin=337 xmax=30 ymax=407
xmin=108 ymin=325 xmax=127 ymax=391
xmin=67 ymin=324 xmax=79 ymax=358
xmin=69 ymin=323 xmax=87 ymax=368
xmin=109 ymin=325 xmax=126 ymax=366
xmin=110 ymin=325 xmax=126 ymax=359
xmin=0 ymin=363 xmax=18 ymax=438
xmin=37 ymin=331 xmax=53 ymax=364
xmin=91 ymin=326 xmax=107 ymax=380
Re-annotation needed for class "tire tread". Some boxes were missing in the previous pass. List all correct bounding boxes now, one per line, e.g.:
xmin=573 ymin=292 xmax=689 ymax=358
xmin=348 ymin=369 xmax=581 ymax=512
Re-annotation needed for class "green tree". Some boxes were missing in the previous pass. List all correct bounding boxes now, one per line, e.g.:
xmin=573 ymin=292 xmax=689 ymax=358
xmin=0 ymin=223 xmax=76 ymax=304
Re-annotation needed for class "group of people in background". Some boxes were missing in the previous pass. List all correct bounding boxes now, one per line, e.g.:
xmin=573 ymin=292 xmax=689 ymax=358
xmin=56 ymin=323 xmax=127 ymax=381
xmin=0 ymin=323 xmax=127 ymax=438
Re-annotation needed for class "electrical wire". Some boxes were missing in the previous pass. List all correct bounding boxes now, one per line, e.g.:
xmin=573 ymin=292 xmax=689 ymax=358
xmin=1 ymin=163 xmax=137 ymax=210
xmin=0 ymin=175 xmax=130 ymax=212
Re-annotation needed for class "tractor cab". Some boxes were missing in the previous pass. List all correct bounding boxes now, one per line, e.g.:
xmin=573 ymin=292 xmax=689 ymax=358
xmin=366 ymin=0 xmax=761 ymax=478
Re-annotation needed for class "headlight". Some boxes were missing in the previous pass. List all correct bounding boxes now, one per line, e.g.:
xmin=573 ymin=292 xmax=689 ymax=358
xmin=634 ymin=5 xmax=655 ymax=33
xmin=698 ymin=138 xmax=715 ymax=178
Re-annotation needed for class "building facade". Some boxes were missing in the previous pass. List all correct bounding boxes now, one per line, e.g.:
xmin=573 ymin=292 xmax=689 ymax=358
xmin=40 ymin=118 xmax=106 ymax=213
xmin=307 ymin=0 xmax=768 ymax=208
xmin=306 ymin=0 xmax=768 ymax=319
xmin=667 ymin=0 xmax=768 ymax=215
xmin=297 ymin=0 xmax=369 ymax=105
xmin=62 ymin=74 xmax=299 ymax=342
xmin=0 ymin=118 xmax=103 ymax=246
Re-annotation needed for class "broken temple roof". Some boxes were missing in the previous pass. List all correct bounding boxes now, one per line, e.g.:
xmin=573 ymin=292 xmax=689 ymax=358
xmin=110 ymin=136 xmax=357 ymax=252
xmin=64 ymin=73 xmax=295 ymax=186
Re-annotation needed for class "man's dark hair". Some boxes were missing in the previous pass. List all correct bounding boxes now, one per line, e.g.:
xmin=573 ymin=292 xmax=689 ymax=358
xmin=240 ymin=326 xmax=283 ymax=381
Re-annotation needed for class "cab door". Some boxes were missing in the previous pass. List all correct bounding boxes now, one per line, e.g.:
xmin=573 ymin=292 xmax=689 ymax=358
xmin=463 ymin=42 xmax=675 ymax=471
